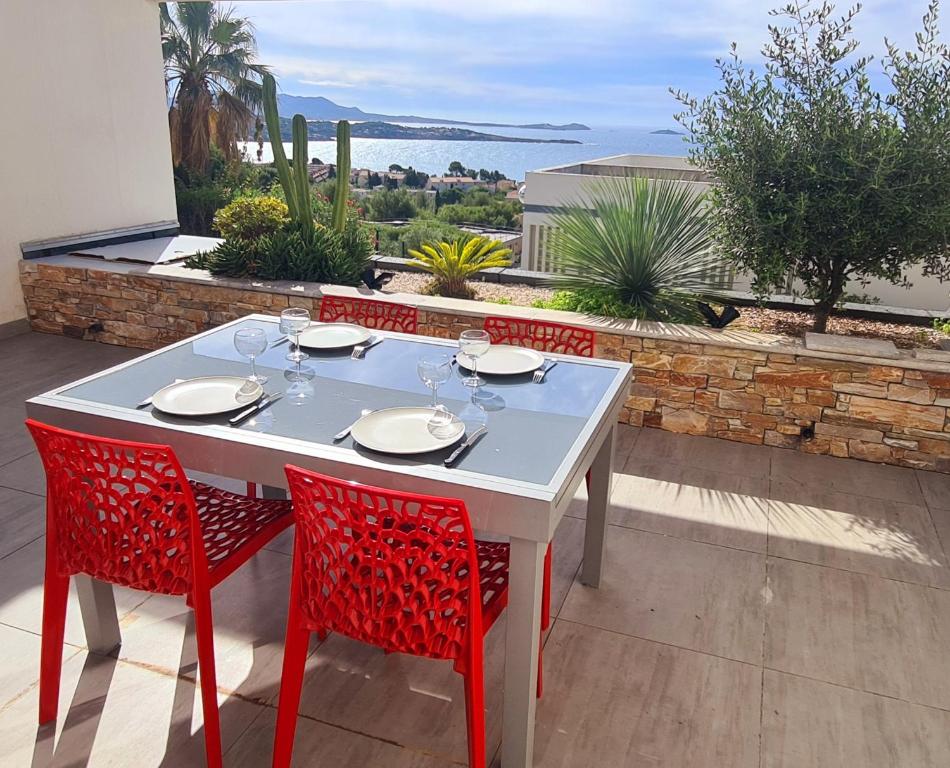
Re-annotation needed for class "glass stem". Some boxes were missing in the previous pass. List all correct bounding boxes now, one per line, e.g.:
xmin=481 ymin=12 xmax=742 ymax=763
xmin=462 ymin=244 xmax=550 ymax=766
xmin=250 ymin=356 xmax=257 ymax=379
xmin=473 ymin=358 xmax=478 ymax=382
xmin=431 ymin=386 xmax=438 ymax=408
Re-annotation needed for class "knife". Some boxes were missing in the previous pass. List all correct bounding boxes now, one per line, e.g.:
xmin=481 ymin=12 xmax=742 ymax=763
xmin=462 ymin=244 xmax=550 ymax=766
xmin=229 ymin=394 xmax=282 ymax=426
xmin=271 ymin=336 xmax=290 ymax=348
xmin=444 ymin=426 xmax=488 ymax=467
xmin=137 ymin=378 xmax=185 ymax=408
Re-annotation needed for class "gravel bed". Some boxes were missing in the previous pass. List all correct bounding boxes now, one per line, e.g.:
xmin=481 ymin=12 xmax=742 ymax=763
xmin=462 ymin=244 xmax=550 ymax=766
xmin=382 ymin=271 xmax=947 ymax=349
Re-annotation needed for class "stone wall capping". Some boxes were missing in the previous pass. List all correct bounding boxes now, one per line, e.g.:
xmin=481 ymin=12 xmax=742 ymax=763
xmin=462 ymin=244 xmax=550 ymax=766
xmin=914 ymin=348 xmax=950 ymax=363
xmin=20 ymin=256 xmax=950 ymax=474
xmin=805 ymin=331 xmax=901 ymax=360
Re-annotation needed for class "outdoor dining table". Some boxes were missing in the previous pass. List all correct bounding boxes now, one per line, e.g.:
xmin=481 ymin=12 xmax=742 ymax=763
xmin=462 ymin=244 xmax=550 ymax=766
xmin=26 ymin=312 xmax=632 ymax=767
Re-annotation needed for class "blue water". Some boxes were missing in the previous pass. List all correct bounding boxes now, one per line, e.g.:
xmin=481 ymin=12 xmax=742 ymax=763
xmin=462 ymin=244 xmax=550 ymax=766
xmin=239 ymin=124 xmax=690 ymax=181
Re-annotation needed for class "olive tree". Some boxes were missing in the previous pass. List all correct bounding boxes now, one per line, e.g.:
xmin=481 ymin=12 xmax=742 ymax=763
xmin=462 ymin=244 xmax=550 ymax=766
xmin=673 ymin=1 xmax=950 ymax=332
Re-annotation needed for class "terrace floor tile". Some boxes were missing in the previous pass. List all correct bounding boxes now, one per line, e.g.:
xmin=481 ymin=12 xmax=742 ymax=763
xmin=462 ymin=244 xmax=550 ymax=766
xmin=611 ymin=465 xmax=769 ymax=553
xmin=768 ymin=479 xmax=950 ymax=588
xmin=559 ymin=525 xmax=766 ymax=664
xmin=765 ymin=556 xmax=950 ymax=710
xmin=762 ymin=670 xmax=950 ymax=768
xmin=533 ymin=620 xmax=761 ymax=768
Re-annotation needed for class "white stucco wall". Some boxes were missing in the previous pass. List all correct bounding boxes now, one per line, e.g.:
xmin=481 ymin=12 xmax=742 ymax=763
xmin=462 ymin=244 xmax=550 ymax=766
xmin=0 ymin=0 xmax=176 ymax=326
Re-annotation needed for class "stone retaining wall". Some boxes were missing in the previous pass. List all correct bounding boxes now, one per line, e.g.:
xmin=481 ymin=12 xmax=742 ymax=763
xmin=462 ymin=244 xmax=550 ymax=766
xmin=20 ymin=258 xmax=950 ymax=472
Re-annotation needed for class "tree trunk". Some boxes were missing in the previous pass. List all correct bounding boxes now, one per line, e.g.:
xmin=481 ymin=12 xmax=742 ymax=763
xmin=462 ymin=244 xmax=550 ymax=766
xmin=812 ymin=304 xmax=831 ymax=333
xmin=811 ymin=265 xmax=847 ymax=334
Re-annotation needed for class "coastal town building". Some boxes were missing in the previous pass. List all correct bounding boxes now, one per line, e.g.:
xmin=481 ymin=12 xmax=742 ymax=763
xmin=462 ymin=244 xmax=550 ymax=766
xmin=426 ymin=175 xmax=478 ymax=192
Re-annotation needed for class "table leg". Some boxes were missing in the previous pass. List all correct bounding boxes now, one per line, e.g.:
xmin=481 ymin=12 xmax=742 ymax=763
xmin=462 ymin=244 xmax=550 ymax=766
xmin=75 ymin=575 xmax=121 ymax=655
xmin=581 ymin=423 xmax=615 ymax=587
xmin=501 ymin=536 xmax=546 ymax=768
xmin=262 ymin=485 xmax=288 ymax=500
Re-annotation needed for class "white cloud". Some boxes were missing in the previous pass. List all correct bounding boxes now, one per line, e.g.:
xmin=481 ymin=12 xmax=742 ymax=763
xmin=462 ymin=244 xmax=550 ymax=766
xmin=233 ymin=0 xmax=936 ymax=122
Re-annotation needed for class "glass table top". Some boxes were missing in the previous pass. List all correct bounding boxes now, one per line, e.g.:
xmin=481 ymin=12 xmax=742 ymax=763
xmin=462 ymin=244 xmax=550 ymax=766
xmin=61 ymin=317 xmax=626 ymax=486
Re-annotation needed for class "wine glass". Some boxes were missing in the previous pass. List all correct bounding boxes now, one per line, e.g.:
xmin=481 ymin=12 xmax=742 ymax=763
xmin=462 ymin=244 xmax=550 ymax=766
xmin=417 ymin=354 xmax=453 ymax=409
xmin=283 ymin=363 xmax=316 ymax=407
xmin=418 ymin=353 xmax=455 ymax=436
xmin=458 ymin=329 xmax=490 ymax=388
xmin=280 ymin=308 xmax=310 ymax=363
xmin=233 ymin=327 xmax=268 ymax=384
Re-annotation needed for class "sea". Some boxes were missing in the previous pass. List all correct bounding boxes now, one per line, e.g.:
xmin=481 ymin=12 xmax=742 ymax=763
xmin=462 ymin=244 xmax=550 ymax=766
xmin=238 ymin=123 xmax=690 ymax=182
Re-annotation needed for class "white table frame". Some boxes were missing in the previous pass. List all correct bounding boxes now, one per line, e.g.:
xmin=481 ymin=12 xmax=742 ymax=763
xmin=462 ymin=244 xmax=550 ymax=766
xmin=26 ymin=314 xmax=630 ymax=767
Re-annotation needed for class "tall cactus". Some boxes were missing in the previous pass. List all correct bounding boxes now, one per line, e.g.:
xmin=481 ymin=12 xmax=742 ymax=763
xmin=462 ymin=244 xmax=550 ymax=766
xmin=262 ymin=73 xmax=311 ymax=235
xmin=292 ymin=114 xmax=313 ymax=238
xmin=332 ymin=120 xmax=351 ymax=233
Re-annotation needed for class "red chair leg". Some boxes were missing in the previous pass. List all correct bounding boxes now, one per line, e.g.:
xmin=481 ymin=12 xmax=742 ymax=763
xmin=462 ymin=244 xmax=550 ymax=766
xmin=462 ymin=669 xmax=486 ymax=768
xmin=247 ymin=482 xmax=258 ymax=498
xmin=536 ymin=631 xmax=545 ymax=699
xmin=38 ymin=562 xmax=69 ymax=724
xmin=541 ymin=543 xmax=552 ymax=632
xmin=192 ymin=591 xmax=223 ymax=768
xmin=273 ymin=617 xmax=311 ymax=768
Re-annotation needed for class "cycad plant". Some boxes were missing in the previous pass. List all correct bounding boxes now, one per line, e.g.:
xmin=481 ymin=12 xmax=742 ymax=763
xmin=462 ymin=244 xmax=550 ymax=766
xmin=547 ymin=177 xmax=722 ymax=322
xmin=408 ymin=238 xmax=512 ymax=299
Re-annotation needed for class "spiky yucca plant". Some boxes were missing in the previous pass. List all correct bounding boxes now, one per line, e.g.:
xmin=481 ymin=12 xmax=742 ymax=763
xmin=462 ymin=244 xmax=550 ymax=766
xmin=548 ymin=177 xmax=722 ymax=322
xmin=408 ymin=237 xmax=512 ymax=299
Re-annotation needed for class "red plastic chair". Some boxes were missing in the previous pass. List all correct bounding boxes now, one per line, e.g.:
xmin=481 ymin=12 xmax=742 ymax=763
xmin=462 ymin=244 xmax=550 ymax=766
xmin=483 ymin=316 xmax=597 ymax=644
xmin=318 ymin=295 xmax=418 ymax=334
xmin=483 ymin=316 xmax=596 ymax=358
xmin=273 ymin=466 xmax=540 ymax=768
xmin=26 ymin=419 xmax=294 ymax=768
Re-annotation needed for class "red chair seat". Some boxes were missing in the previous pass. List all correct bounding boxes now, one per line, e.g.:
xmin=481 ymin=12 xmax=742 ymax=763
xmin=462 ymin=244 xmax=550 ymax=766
xmin=191 ymin=481 xmax=293 ymax=586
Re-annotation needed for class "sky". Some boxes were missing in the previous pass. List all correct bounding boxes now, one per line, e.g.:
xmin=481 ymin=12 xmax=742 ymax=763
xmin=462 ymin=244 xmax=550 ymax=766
xmin=232 ymin=0 xmax=933 ymax=127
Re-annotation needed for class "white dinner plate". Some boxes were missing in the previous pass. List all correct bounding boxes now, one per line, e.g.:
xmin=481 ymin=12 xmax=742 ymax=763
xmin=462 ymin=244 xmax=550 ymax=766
xmin=297 ymin=323 xmax=371 ymax=350
xmin=350 ymin=407 xmax=465 ymax=454
xmin=151 ymin=376 xmax=263 ymax=417
xmin=456 ymin=345 xmax=546 ymax=376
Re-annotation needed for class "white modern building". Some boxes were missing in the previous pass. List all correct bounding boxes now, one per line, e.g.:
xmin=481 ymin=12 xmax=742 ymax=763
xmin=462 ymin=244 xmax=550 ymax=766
xmin=521 ymin=154 xmax=714 ymax=273
xmin=521 ymin=154 xmax=950 ymax=312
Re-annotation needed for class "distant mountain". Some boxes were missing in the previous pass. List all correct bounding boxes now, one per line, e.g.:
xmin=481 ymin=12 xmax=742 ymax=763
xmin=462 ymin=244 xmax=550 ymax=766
xmin=268 ymin=117 xmax=582 ymax=144
xmin=276 ymin=94 xmax=591 ymax=131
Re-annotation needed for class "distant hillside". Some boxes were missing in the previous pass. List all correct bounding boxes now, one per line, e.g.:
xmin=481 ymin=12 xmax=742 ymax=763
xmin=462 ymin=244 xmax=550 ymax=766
xmin=276 ymin=94 xmax=590 ymax=131
xmin=267 ymin=117 xmax=581 ymax=144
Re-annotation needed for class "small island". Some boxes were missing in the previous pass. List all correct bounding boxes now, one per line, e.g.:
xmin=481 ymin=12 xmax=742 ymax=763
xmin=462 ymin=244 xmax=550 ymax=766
xmin=269 ymin=118 xmax=583 ymax=144
xmin=650 ymin=129 xmax=683 ymax=135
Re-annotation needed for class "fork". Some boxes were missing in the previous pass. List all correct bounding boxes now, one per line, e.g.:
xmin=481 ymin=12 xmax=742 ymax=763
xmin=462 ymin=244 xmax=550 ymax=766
xmin=351 ymin=336 xmax=383 ymax=359
xmin=533 ymin=359 xmax=558 ymax=383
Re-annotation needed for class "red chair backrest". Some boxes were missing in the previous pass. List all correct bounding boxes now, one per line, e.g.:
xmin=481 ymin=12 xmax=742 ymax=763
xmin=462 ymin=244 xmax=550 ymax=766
xmin=26 ymin=419 xmax=202 ymax=596
xmin=284 ymin=466 xmax=484 ymax=664
xmin=318 ymin=295 xmax=418 ymax=334
xmin=483 ymin=316 xmax=595 ymax=357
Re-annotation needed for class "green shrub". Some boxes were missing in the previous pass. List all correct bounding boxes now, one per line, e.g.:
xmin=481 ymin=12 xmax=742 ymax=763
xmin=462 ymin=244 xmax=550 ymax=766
xmin=375 ymin=220 xmax=468 ymax=259
xmin=185 ymin=199 xmax=372 ymax=286
xmin=364 ymin=188 xmax=421 ymax=221
xmin=933 ymin=317 xmax=950 ymax=335
xmin=212 ymin=196 xmax=289 ymax=241
xmin=531 ymin=289 xmax=643 ymax=319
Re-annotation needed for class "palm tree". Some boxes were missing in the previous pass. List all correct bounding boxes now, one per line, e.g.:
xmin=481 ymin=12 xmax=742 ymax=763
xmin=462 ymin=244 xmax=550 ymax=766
xmin=547 ymin=177 xmax=722 ymax=322
xmin=161 ymin=2 xmax=268 ymax=174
